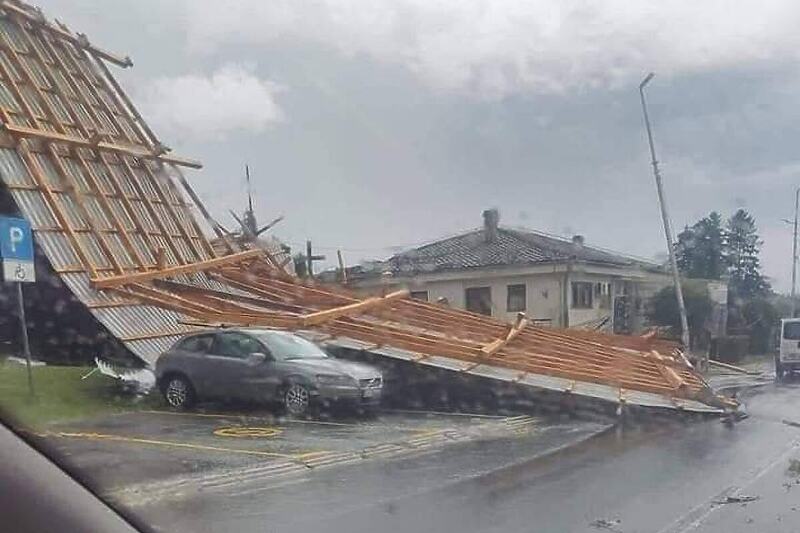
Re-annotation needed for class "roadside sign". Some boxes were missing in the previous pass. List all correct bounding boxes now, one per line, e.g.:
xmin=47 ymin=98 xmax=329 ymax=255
xmin=0 ymin=217 xmax=35 ymax=283
xmin=0 ymin=216 xmax=36 ymax=398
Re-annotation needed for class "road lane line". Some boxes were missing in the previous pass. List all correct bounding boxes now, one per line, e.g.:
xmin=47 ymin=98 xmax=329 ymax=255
xmin=34 ymin=430 xmax=304 ymax=459
xmin=141 ymin=410 xmax=362 ymax=427
xmin=141 ymin=409 xmax=457 ymax=432
xmin=382 ymin=408 xmax=504 ymax=419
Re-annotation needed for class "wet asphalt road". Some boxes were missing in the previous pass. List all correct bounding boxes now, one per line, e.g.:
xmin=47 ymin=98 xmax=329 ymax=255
xmin=129 ymin=380 xmax=800 ymax=533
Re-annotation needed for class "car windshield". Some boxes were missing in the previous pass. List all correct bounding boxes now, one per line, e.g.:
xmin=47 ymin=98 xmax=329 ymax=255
xmin=253 ymin=332 xmax=329 ymax=360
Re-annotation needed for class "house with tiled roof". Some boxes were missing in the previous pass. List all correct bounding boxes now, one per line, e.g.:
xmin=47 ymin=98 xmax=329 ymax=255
xmin=344 ymin=209 xmax=675 ymax=333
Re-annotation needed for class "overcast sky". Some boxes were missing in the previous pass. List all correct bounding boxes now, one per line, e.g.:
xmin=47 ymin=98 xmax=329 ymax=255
xmin=38 ymin=0 xmax=800 ymax=292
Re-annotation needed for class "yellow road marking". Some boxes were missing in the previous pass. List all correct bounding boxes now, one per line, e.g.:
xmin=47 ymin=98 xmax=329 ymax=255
xmin=34 ymin=430 xmax=305 ymax=459
xmin=142 ymin=409 xmax=440 ymax=432
xmin=142 ymin=410 xmax=362 ymax=427
xmin=213 ymin=426 xmax=283 ymax=438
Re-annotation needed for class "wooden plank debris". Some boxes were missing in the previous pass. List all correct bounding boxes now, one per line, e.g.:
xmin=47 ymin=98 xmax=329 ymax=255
xmin=300 ymin=290 xmax=409 ymax=327
xmin=92 ymin=249 xmax=263 ymax=288
xmin=481 ymin=313 xmax=529 ymax=357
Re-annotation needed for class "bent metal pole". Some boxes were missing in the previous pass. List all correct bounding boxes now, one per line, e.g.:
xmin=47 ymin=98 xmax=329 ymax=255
xmin=639 ymin=73 xmax=693 ymax=364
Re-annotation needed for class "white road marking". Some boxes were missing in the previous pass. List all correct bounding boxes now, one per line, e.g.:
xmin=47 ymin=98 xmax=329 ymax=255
xmin=656 ymin=437 xmax=800 ymax=533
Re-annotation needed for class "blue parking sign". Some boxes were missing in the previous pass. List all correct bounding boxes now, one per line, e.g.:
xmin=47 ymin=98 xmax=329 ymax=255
xmin=0 ymin=217 xmax=33 ymax=261
xmin=0 ymin=217 xmax=35 ymax=282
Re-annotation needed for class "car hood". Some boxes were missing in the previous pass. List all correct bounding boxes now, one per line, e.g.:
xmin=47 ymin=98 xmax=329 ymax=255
xmin=284 ymin=358 xmax=380 ymax=379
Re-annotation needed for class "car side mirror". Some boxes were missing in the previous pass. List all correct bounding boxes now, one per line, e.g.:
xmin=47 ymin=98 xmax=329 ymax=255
xmin=248 ymin=352 xmax=269 ymax=364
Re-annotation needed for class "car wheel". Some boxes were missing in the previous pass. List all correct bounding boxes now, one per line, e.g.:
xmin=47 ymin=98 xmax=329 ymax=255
xmin=284 ymin=383 xmax=311 ymax=416
xmin=163 ymin=375 xmax=195 ymax=409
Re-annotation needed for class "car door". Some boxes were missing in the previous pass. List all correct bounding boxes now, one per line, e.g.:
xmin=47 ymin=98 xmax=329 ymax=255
xmin=168 ymin=333 xmax=216 ymax=397
xmin=226 ymin=333 xmax=283 ymax=402
xmin=205 ymin=332 xmax=267 ymax=401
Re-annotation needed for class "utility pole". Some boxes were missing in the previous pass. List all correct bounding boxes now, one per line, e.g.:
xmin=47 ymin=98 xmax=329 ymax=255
xmin=305 ymin=240 xmax=326 ymax=279
xmin=639 ymin=73 xmax=693 ymax=365
xmin=337 ymin=249 xmax=348 ymax=283
xmin=792 ymin=187 xmax=799 ymax=317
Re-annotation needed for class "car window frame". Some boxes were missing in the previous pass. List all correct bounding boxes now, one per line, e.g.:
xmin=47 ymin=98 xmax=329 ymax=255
xmin=212 ymin=332 xmax=270 ymax=360
xmin=175 ymin=333 xmax=215 ymax=354
xmin=254 ymin=332 xmax=329 ymax=361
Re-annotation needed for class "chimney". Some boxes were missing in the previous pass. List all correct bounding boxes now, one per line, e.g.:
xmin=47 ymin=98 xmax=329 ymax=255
xmin=571 ymin=235 xmax=585 ymax=247
xmin=483 ymin=208 xmax=499 ymax=242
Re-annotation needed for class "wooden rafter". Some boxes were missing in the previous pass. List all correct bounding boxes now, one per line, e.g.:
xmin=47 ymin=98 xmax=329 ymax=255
xmin=86 ymin=48 xmax=161 ymax=148
xmin=481 ymin=313 xmax=529 ymax=357
xmin=0 ymin=1 xmax=132 ymax=67
xmin=37 ymin=30 xmax=161 ymax=267
xmin=0 ymin=123 xmax=201 ymax=169
xmin=92 ymin=249 xmax=263 ymax=289
xmin=115 ymin=156 xmax=186 ymax=265
xmin=0 ymin=23 xmax=141 ymax=274
xmin=299 ymin=290 xmax=409 ymax=327
xmin=156 ymin=279 xmax=304 ymax=314
xmin=137 ymin=161 xmax=211 ymax=261
xmin=656 ymin=363 xmax=687 ymax=390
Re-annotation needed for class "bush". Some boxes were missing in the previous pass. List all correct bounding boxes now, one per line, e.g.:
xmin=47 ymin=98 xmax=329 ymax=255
xmin=714 ymin=335 xmax=750 ymax=362
xmin=646 ymin=280 xmax=713 ymax=349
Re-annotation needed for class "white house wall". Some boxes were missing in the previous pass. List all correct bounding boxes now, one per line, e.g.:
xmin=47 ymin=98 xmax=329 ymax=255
xmin=350 ymin=264 xmax=674 ymax=332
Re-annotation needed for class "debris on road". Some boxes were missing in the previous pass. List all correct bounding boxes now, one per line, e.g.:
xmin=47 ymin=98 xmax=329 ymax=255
xmin=708 ymin=359 xmax=762 ymax=376
xmin=95 ymin=358 xmax=155 ymax=395
xmin=712 ymin=494 xmax=760 ymax=505
xmin=590 ymin=517 xmax=623 ymax=532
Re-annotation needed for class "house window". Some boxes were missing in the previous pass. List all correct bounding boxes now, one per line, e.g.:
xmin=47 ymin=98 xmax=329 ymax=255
xmin=465 ymin=287 xmax=492 ymax=316
xmin=506 ymin=284 xmax=526 ymax=312
xmin=410 ymin=290 xmax=429 ymax=302
xmin=596 ymin=282 xmax=612 ymax=309
xmin=571 ymin=282 xmax=593 ymax=309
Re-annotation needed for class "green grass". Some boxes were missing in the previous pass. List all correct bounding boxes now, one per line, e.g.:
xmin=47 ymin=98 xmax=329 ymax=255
xmin=0 ymin=362 xmax=157 ymax=428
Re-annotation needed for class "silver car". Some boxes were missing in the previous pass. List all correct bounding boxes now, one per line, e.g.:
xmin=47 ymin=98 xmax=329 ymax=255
xmin=155 ymin=329 xmax=383 ymax=415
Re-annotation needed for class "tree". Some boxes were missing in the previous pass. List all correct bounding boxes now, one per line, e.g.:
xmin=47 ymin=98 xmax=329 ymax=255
xmin=675 ymin=211 xmax=726 ymax=280
xmin=646 ymin=280 xmax=713 ymax=348
xmin=741 ymin=297 xmax=779 ymax=354
xmin=726 ymin=209 xmax=770 ymax=298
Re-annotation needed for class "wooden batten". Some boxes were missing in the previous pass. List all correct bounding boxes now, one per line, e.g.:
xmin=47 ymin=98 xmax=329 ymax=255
xmin=481 ymin=313 xmax=529 ymax=357
xmin=0 ymin=123 xmax=202 ymax=169
xmin=1 ymin=1 xmax=132 ymax=67
xmin=92 ymin=249 xmax=263 ymax=289
xmin=300 ymin=290 xmax=410 ymax=327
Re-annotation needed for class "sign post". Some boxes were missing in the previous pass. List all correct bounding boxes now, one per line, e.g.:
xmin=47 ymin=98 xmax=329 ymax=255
xmin=0 ymin=217 xmax=36 ymax=398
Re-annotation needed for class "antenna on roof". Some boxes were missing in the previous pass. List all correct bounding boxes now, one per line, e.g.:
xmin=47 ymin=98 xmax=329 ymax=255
xmin=245 ymin=163 xmax=254 ymax=214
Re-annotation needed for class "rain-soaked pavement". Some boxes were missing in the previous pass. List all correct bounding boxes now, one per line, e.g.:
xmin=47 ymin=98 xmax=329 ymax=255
xmin=31 ymin=374 xmax=800 ymax=533
xmin=93 ymin=378 xmax=799 ymax=533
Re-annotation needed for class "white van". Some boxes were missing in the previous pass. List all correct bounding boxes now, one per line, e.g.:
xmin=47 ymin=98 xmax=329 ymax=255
xmin=777 ymin=318 xmax=800 ymax=379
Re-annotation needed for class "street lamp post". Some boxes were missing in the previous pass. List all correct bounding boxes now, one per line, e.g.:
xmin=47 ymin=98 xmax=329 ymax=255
xmin=792 ymin=187 xmax=799 ymax=317
xmin=639 ymin=73 xmax=693 ymax=364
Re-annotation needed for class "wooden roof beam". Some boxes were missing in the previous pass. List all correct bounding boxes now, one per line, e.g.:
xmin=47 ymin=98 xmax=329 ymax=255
xmin=481 ymin=313 xmax=529 ymax=357
xmin=92 ymin=249 xmax=263 ymax=289
xmin=0 ymin=123 xmax=202 ymax=169
xmin=300 ymin=290 xmax=409 ymax=327
xmin=1 ymin=1 xmax=133 ymax=68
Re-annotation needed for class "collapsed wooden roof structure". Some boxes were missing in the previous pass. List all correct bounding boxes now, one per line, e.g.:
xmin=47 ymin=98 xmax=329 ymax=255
xmin=0 ymin=0 xmax=730 ymax=414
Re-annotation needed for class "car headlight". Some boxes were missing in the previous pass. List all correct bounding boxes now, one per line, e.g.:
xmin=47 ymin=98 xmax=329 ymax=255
xmin=316 ymin=374 xmax=355 ymax=386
